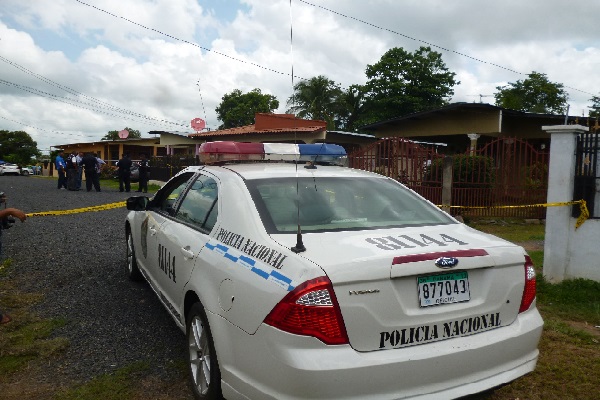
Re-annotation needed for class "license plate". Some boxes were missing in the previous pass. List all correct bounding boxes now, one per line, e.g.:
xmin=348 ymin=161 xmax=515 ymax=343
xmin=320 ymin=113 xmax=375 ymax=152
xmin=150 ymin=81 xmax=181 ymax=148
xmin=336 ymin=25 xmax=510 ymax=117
xmin=417 ymin=271 xmax=470 ymax=307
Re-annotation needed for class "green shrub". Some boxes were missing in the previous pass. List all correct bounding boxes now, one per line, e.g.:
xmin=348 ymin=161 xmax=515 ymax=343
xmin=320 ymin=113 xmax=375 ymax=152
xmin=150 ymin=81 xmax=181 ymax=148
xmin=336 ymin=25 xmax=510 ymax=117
xmin=424 ymin=155 xmax=495 ymax=188
xmin=523 ymin=161 xmax=548 ymax=190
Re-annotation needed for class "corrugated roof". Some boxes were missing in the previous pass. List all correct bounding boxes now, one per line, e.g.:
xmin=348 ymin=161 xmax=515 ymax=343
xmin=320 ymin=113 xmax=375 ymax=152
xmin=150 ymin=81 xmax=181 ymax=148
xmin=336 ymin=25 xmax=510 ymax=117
xmin=189 ymin=125 xmax=326 ymax=137
xmin=188 ymin=113 xmax=327 ymax=138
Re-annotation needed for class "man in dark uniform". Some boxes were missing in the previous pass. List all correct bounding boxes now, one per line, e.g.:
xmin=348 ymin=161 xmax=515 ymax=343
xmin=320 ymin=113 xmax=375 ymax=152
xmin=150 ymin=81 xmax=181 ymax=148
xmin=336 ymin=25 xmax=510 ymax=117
xmin=66 ymin=152 xmax=79 ymax=190
xmin=82 ymin=152 xmax=101 ymax=192
xmin=117 ymin=153 xmax=132 ymax=192
xmin=136 ymin=153 xmax=149 ymax=193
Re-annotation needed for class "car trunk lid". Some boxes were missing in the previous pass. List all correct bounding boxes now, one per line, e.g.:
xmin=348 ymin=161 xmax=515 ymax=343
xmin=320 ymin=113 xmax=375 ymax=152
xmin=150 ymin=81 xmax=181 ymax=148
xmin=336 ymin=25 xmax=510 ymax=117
xmin=271 ymin=223 xmax=527 ymax=352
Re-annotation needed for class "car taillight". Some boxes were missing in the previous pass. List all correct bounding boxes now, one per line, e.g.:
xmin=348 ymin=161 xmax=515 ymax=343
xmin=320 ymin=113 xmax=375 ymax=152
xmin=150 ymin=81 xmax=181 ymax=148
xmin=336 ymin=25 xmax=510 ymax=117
xmin=519 ymin=255 xmax=537 ymax=313
xmin=264 ymin=276 xmax=349 ymax=345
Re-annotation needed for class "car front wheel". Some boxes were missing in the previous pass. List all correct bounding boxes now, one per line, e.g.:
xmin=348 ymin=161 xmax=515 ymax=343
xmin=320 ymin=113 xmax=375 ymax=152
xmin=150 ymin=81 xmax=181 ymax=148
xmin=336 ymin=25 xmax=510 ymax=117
xmin=187 ymin=303 xmax=222 ymax=400
xmin=126 ymin=229 xmax=142 ymax=281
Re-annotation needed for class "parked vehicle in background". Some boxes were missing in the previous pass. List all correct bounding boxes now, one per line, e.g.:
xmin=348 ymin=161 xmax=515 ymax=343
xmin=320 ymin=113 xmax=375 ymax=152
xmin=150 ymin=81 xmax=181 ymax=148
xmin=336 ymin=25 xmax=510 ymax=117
xmin=113 ymin=164 xmax=140 ymax=182
xmin=0 ymin=164 xmax=22 ymax=176
xmin=20 ymin=166 xmax=34 ymax=176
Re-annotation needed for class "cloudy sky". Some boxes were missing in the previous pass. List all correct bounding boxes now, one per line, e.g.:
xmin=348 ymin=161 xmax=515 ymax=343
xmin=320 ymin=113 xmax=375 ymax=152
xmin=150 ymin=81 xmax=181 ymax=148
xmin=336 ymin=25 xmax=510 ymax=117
xmin=2 ymin=0 xmax=600 ymax=154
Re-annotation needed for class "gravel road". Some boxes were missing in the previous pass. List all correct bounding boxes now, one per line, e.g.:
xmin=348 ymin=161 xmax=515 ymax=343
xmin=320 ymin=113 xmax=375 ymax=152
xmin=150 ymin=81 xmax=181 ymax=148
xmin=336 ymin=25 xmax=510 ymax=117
xmin=1 ymin=175 xmax=189 ymax=394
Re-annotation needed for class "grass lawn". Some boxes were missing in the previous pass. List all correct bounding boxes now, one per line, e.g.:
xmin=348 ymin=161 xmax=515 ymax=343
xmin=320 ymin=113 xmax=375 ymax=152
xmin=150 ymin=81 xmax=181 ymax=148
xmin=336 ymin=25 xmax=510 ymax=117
xmin=468 ymin=219 xmax=600 ymax=400
xmin=1 ymin=217 xmax=598 ymax=399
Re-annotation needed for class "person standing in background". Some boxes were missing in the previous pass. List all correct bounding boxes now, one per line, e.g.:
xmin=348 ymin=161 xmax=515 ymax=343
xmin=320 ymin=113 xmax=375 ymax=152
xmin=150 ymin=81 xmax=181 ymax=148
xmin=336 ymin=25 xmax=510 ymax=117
xmin=117 ymin=153 xmax=132 ymax=192
xmin=65 ymin=152 xmax=78 ymax=191
xmin=95 ymin=153 xmax=106 ymax=176
xmin=82 ymin=152 xmax=101 ymax=192
xmin=75 ymin=151 xmax=84 ymax=190
xmin=55 ymin=151 xmax=67 ymax=189
xmin=136 ymin=153 xmax=149 ymax=193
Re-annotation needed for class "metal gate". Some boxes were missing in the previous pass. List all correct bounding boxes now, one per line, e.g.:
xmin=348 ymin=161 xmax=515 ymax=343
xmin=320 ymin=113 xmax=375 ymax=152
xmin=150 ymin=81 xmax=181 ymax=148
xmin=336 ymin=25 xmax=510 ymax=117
xmin=347 ymin=137 xmax=445 ymax=204
xmin=456 ymin=137 xmax=549 ymax=218
xmin=348 ymin=137 xmax=549 ymax=218
xmin=573 ymin=131 xmax=600 ymax=218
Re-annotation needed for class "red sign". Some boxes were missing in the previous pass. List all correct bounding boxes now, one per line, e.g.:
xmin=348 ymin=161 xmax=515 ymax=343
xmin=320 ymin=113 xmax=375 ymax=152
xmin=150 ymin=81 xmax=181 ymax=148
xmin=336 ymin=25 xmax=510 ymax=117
xmin=191 ymin=118 xmax=206 ymax=132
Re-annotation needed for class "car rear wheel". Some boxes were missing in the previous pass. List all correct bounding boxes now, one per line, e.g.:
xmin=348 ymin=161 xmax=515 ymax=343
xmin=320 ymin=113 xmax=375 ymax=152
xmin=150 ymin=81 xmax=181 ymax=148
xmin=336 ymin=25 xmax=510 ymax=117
xmin=126 ymin=229 xmax=142 ymax=281
xmin=187 ymin=303 xmax=222 ymax=400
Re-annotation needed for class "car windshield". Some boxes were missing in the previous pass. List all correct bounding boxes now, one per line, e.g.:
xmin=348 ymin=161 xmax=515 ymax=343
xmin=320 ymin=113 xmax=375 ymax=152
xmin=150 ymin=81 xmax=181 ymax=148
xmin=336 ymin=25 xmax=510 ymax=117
xmin=247 ymin=177 xmax=455 ymax=233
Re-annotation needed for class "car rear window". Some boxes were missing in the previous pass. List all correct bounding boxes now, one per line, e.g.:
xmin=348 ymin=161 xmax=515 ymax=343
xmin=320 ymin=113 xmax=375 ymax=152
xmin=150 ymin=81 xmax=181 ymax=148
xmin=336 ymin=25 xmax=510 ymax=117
xmin=247 ymin=177 xmax=455 ymax=233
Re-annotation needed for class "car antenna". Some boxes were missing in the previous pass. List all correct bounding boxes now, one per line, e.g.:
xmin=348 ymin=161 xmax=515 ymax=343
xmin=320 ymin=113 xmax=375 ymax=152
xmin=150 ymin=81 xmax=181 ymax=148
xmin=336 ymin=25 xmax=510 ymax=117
xmin=289 ymin=3 xmax=306 ymax=254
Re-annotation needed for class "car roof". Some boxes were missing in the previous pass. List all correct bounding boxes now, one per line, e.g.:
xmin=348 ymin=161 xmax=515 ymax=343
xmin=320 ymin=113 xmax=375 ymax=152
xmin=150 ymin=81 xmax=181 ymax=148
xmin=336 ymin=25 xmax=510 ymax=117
xmin=192 ymin=163 xmax=386 ymax=180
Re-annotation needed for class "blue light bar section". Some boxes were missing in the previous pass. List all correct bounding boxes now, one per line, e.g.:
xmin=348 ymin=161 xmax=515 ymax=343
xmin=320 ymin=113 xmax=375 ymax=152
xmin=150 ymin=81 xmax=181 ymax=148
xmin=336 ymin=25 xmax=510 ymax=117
xmin=298 ymin=143 xmax=347 ymax=156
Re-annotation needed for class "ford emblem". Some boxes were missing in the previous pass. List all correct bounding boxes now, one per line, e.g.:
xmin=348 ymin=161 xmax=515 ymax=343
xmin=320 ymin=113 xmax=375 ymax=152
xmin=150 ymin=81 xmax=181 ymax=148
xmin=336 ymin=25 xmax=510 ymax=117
xmin=435 ymin=257 xmax=459 ymax=269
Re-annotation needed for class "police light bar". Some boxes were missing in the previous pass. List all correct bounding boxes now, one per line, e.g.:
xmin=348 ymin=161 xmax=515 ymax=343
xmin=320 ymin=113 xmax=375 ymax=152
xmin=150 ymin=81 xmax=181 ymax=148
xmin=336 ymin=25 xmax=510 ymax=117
xmin=199 ymin=142 xmax=347 ymax=165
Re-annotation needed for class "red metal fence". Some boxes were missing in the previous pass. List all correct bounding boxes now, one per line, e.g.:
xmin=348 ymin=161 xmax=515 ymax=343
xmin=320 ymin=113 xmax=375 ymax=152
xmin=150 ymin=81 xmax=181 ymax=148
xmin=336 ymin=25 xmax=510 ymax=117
xmin=348 ymin=137 xmax=549 ymax=219
xmin=348 ymin=138 xmax=445 ymax=204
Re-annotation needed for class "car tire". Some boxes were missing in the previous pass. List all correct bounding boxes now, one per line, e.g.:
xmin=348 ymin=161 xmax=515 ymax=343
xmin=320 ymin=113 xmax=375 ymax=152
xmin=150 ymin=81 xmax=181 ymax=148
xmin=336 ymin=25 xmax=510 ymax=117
xmin=21 ymin=171 xmax=29 ymax=176
xmin=126 ymin=229 xmax=143 ymax=281
xmin=187 ymin=303 xmax=222 ymax=400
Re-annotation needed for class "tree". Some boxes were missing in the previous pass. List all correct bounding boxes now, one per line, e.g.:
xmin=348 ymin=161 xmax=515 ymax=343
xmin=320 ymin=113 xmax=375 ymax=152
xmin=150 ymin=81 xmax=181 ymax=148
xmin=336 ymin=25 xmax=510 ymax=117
xmin=360 ymin=46 xmax=458 ymax=126
xmin=494 ymin=72 xmax=568 ymax=114
xmin=336 ymin=85 xmax=369 ymax=132
xmin=286 ymin=76 xmax=344 ymax=129
xmin=0 ymin=130 xmax=41 ymax=165
xmin=588 ymin=95 xmax=600 ymax=118
xmin=216 ymin=88 xmax=279 ymax=129
xmin=102 ymin=127 xmax=142 ymax=141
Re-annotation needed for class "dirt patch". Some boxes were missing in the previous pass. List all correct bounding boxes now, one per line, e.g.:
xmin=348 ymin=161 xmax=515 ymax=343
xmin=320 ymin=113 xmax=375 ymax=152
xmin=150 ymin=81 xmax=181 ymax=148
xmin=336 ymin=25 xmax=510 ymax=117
xmin=567 ymin=320 xmax=600 ymax=340
xmin=516 ymin=240 xmax=545 ymax=251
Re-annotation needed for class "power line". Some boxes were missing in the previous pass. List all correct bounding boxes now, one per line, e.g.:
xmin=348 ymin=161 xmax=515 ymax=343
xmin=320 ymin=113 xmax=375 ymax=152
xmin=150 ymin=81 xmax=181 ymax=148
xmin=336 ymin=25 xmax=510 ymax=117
xmin=75 ymin=0 xmax=595 ymax=100
xmin=73 ymin=0 xmax=307 ymax=82
xmin=0 ymin=79 xmax=189 ymax=130
xmin=0 ymin=114 xmax=96 ymax=140
xmin=297 ymin=0 xmax=596 ymax=98
xmin=0 ymin=55 xmax=189 ymax=129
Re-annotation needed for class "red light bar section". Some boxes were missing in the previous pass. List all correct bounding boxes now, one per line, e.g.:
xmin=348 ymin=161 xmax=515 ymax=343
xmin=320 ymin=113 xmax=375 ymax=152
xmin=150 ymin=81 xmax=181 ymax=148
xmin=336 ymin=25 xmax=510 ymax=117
xmin=392 ymin=249 xmax=489 ymax=265
xmin=199 ymin=142 xmax=265 ymax=154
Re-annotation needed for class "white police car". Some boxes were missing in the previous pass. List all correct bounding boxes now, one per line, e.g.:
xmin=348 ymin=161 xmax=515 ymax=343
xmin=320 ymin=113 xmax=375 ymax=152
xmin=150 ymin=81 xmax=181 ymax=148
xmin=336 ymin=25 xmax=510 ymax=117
xmin=125 ymin=142 xmax=543 ymax=400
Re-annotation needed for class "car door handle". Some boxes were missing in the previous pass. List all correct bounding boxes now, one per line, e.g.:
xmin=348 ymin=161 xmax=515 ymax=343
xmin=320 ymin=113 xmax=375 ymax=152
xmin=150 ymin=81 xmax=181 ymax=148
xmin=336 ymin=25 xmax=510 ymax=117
xmin=149 ymin=226 xmax=157 ymax=236
xmin=181 ymin=246 xmax=195 ymax=259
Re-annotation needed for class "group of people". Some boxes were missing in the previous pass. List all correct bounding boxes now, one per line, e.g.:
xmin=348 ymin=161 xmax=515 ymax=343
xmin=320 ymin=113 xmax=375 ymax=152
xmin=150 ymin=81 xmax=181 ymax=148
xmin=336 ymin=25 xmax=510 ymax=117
xmin=55 ymin=151 xmax=105 ymax=192
xmin=55 ymin=151 xmax=149 ymax=193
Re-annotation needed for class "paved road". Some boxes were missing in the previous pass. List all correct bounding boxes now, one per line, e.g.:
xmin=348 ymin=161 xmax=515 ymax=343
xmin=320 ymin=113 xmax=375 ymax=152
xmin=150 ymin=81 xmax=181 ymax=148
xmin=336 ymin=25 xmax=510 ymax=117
xmin=1 ymin=176 xmax=189 ymax=394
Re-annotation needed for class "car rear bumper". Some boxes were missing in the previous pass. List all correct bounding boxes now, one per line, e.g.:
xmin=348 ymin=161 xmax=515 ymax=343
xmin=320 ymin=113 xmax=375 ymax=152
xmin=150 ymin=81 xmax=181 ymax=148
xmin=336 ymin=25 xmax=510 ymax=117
xmin=213 ymin=307 xmax=543 ymax=400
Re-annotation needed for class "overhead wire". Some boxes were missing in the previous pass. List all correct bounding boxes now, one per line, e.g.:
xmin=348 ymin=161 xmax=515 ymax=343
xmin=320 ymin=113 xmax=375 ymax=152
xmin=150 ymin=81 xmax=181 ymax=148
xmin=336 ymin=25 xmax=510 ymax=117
xmin=3 ymin=0 xmax=594 ymax=140
xmin=297 ymin=0 xmax=595 ymax=98
xmin=0 ymin=55 xmax=189 ymax=130
xmin=73 ymin=0 xmax=307 ymax=82
xmin=73 ymin=0 xmax=595 ymax=101
xmin=0 ymin=115 xmax=96 ymax=140
xmin=0 ymin=79 xmax=188 ymax=130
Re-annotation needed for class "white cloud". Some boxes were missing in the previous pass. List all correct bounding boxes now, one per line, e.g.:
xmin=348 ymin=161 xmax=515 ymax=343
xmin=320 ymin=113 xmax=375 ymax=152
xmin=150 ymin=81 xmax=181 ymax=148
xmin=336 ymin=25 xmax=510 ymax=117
xmin=1 ymin=0 xmax=600 ymax=154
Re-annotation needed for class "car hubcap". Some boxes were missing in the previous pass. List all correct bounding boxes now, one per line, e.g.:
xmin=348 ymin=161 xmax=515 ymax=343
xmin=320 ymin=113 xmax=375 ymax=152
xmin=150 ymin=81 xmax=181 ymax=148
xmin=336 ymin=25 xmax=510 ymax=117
xmin=189 ymin=316 xmax=211 ymax=395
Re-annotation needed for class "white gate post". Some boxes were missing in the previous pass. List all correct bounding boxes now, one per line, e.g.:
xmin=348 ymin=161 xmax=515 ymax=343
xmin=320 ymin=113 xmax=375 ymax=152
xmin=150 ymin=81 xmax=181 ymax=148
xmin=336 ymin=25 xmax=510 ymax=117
xmin=542 ymin=124 xmax=588 ymax=282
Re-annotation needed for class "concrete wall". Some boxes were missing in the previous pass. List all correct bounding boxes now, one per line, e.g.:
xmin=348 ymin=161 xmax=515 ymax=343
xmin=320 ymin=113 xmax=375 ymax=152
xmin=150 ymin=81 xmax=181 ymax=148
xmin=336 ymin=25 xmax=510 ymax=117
xmin=543 ymin=124 xmax=600 ymax=282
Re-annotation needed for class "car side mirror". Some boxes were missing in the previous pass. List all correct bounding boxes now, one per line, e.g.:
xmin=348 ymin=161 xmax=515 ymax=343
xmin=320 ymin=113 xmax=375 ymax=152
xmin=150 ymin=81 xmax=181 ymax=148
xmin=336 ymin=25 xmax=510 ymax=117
xmin=126 ymin=196 xmax=149 ymax=211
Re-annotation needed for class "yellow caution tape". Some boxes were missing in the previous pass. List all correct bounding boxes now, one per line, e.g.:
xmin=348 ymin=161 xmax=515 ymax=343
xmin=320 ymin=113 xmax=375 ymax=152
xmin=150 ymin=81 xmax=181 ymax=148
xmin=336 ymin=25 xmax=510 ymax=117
xmin=26 ymin=201 xmax=126 ymax=217
xmin=437 ymin=200 xmax=589 ymax=229
xmin=24 ymin=199 xmax=591 ymax=230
